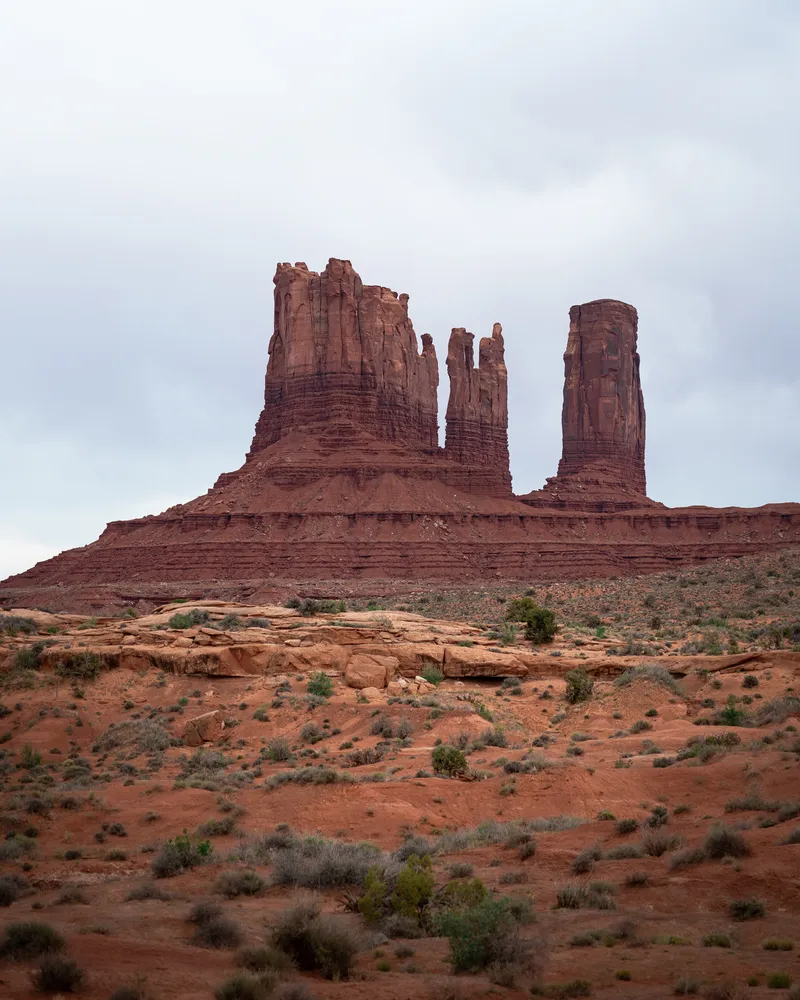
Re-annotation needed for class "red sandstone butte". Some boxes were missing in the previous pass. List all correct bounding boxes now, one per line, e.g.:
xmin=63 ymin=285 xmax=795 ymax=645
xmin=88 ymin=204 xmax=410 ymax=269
xmin=1 ymin=260 xmax=799 ymax=612
xmin=521 ymin=299 xmax=656 ymax=512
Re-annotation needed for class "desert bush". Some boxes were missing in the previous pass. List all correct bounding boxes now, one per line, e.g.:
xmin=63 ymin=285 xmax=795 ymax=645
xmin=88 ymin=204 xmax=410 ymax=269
xmin=307 ymin=673 xmax=333 ymax=699
xmin=271 ymin=901 xmax=358 ymax=980
xmin=669 ymin=846 xmax=707 ymax=870
xmin=448 ymin=862 xmax=474 ymax=878
xmin=605 ymin=844 xmax=643 ymax=860
xmin=674 ymin=979 xmax=700 ymax=995
xmin=729 ymin=898 xmax=765 ymax=921
xmin=435 ymin=896 xmax=546 ymax=978
xmin=742 ymin=674 xmax=759 ymax=688
xmin=0 ymin=873 xmax=30 ymax=907
xmin=556 ymin=882 xmax=616 ymax=910
xmin=56 ymin=885 xmax=88 ymax=905
xmin=571 ymin=844 xmax=602 ymax=874
xmin=265 ymin=738 xmax=292 ymax=762
xmin=236 ymin=945 xmax=294 ymax=975
xmin=614 ymin=664 xmax=683 ymax=695
xmin=271 ymin=987 xmax=317 ymax=1000
xmin=168 ymin=609 xmax=210 ymax=628
xmin=641 ymin=828 xmax=681 ymax=857
xmin=704 ymin=824 xmax=750 ymax=859
xmin=783 ymin=828 xmax=800 ymax=845
xmin=625 ymin=871 xmax=650 ymax=887
xmin=55 ymin=651 xmax=103 ymax=681
xmin=215 ymin=871 xmax=265 ymax=898
xmin=265 ymin=767 xmax=352 ymax=788
xmin=214 ymin=973 xmax=274 ymax=1000
xmin=615 ymin=818 xmax=639 ymax=835
xmin=125 ymin=882 xmax=170 ymax=901
xmin=506 ymin=598 xmax=557 ymax=644
xmin=191 ymin=914 xmax=244 ymax=949
xmin=763 ymin=940 xmax=794 ymax=951
xmin=432 ymin=745 xmax=468 ymax=777
xmin=31 ymin=955 xmax=84 ymax=993
xmin=271 ymin=838 xmax=382 ymax=889
xmin=565 ymin=668 xmax=593 ymax=703
xmin=766 ymin=974 xmax=793 ymax=989
xmin=702 ymin=931 xmax=732 ymax=948
xmin=152 ymin=830 xmax=213 ymax=878
xmin=92 ymin=719 xmax=172 ymax=755
xmin=0 ymin=921 xmax=65 ymax=960
xmin=546 ymin=981 xmax=592 ymax=998
xmin=198 ymin=816 xmax=236 ymax=837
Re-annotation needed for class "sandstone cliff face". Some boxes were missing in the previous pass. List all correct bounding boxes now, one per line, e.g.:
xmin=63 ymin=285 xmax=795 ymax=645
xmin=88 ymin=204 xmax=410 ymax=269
xmin=445 ymin=323 xmax=511 ymax=494
xmin=521 ymin=299 xmax=655 ymax=511
xmin=248 ymin=259 xmax=439 ymax=454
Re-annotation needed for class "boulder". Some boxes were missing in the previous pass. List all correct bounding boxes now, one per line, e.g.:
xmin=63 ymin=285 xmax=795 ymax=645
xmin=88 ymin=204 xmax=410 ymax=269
xmin=359 ymin=686 xmax=383 ymax=700
xmin=184 ymin=710 xmax=224 ymax=746
xmin=344 ymin=653 xmax=399 ymax=690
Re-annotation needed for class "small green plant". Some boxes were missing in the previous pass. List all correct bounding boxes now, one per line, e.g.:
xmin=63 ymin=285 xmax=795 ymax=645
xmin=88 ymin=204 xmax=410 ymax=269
xmin=565 ymin=668 xmax=594 ymax=704
xmin=421 ymin=666 xmax=444 ymax=686
xmin=615 ymin=970 xmax=632 ymax=981
xmin=615 ymin=818 xmax=638 ymax=835
xmin=763 ymin=940 xmax=793 ymax=951
xmin=766 ymin=973 xmax=792 ymax=989
xmin=152 ymin=830 xmax=213 ymax=878
xmin=21 ymin=744 xmax=42 ymax=769
xmin=307 ymin=673 xmax=333 ymax=699
xmin=432 ymin=745 xmax=468 ymax=777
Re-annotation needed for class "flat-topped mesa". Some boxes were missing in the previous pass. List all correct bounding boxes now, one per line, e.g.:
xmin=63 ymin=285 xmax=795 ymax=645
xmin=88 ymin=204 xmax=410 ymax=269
xmin=521 ymin=298 xmax=658 ymax=512
xmin=248 ymin=258 xmax=439 ymax=455
xmin=445 ymin=323 xmax=511 ymax=494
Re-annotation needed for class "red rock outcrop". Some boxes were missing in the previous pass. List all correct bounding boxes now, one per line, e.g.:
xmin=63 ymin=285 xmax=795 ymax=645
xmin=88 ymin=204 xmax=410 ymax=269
xmin=248 ymin=259 xmax=440 ymax=453
xmin=2 ymin=260 xmax=799 ymax=613
xmin=521 ymin=299 xmax=657 ymax=512
xmin=445 ymin=323 xmax=511 ymax=494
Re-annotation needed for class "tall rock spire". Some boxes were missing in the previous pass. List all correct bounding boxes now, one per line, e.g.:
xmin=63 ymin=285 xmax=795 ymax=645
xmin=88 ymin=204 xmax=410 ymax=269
xmin=445 ymin=322 xmax=511 ymax=494
xmin=248 ymin=258 xmax=439 ymax=455
xmin=521 ymin=298 xmax=656 ymax=511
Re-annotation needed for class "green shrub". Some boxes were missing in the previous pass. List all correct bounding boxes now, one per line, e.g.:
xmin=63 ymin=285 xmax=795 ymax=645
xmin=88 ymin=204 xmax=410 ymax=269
xmin=55 ymin=652 xmax=102 ymax=681
xmin=31 ymin=955 xmax=84 ymax=993
xmin=565 ymin=668 xmax=593 ymax=704
xmin=615 ymin=818 xmax=638 ymax=835
xmin=168 ymin=609 xmax=210 ymax=629
xmin=437 ymin=877 xmax=489 ymax=911
xmin=391 ymin=854 xmax=434 ymax=920
xmin=307 ymin=673 xmax=333 ymax=699
xmin=152 ymin=830 xmax=213 ymax=878
xmin=435 ymin=896 xmax=544 ymax=976
xmin=763 ymin=940 xmax=793 ymax=951
xmin=729 ymin=898 xmax=765 ymax=921
xmin=766 ymin=974 xmax=792 ymax=989
xmin=556 ymin=882 xmax=615 ymax=910
xmin=505 ymin=598 xmax=557 ymax=644
xmin=420 ymin=666 xmax=444 ymax=686
xmin=0 ymin=921 xmax=65 ymax=960
xmin=432 ymin=745 xmax=468 ymax=777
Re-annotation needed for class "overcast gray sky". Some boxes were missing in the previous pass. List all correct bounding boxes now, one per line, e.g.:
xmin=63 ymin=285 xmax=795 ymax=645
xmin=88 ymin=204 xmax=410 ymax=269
xmin=2 ymin=0 xmax=799 ymax=579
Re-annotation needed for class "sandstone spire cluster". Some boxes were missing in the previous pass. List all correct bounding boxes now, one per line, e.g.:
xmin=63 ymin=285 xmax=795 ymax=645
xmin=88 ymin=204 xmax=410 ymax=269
xmin=2 ymin=257 xmax=798 ymax=611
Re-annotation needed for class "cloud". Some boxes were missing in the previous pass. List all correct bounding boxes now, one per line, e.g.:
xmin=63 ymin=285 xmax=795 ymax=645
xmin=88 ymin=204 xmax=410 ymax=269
xmin=1 ymin=0 xmax=798 ymax=576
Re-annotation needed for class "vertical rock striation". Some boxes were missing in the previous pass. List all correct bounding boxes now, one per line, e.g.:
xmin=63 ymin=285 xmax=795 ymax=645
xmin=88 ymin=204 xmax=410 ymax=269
xmin=445 ymin=323 xmax=511 ymax=494
xmin=521 ymin=299 xmax=655 ymax=511
xmin=248 ymin=259 xmax=440 ymax=455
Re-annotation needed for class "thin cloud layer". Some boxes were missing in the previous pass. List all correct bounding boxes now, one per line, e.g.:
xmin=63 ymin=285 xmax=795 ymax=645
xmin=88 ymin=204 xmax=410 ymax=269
xmin=1 ymin=1 xmax=798 ymax=578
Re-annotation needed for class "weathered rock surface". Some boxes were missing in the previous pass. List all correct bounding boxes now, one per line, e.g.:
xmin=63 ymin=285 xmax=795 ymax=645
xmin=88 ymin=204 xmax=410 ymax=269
xmin=344 ymin=653 xmax=398 ymax=689
xmin=2 ymin=264 xmax=799 ymax=611
xmin=183 ymin=710 xmax=224 ymax=746
xmin=445 ymin=323 xmax=511 ymax=494
xmin=521 ymin=299 xmax=658 ymax=512
xmin=249 ymin=259 xmax=440 ymax=453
